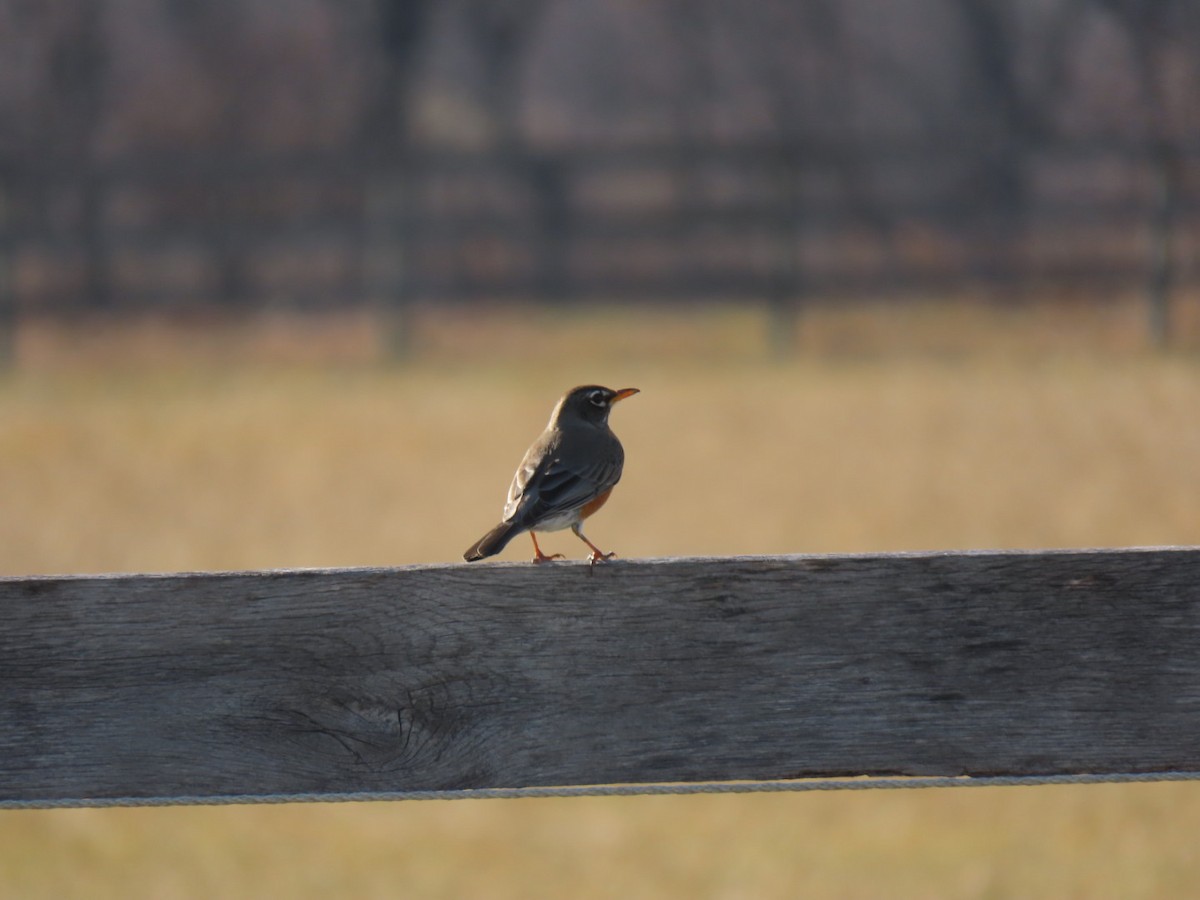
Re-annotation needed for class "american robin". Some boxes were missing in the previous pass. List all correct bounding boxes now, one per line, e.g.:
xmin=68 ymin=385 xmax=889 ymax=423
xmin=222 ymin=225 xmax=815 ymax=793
xmin=464 ymin=384 xmax=639 ymax=565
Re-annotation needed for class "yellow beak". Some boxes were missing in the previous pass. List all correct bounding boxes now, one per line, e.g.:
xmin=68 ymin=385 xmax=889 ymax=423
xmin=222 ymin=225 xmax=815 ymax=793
xmin=611 ymin=388 xmax=640 ymax=403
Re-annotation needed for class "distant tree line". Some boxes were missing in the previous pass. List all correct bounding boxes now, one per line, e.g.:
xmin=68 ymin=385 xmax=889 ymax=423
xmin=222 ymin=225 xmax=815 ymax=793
xmin=0 ymin=0 xmax=1196 ymax=352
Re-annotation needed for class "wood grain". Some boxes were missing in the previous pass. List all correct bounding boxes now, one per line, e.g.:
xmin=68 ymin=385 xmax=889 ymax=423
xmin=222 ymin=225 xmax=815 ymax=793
xmin=3 ymin=549 xmax=1200 ymax=804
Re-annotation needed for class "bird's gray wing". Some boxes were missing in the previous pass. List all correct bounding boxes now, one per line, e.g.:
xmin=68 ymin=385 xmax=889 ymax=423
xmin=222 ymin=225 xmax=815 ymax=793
xmin=504 ymin=443 xmax=623 ymax=527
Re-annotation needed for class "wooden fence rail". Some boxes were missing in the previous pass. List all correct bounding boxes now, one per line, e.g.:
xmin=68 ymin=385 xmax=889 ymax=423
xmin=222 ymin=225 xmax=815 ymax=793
xmin=3 ymin=548 xmax=1200 ymax=807
xmin=5 ymin=143 xmax=1198 ymax=315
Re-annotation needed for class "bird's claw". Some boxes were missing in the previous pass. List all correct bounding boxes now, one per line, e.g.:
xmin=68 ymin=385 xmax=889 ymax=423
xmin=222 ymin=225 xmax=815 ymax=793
xmin=588 ymin=550 xmax=617 ymax=567
xmin=532 ymin=551 xmax=565 ymax=564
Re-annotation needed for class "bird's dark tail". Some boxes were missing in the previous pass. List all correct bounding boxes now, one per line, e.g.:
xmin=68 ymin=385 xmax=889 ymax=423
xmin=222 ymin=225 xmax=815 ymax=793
xmin=464 ymin=521 xmax=520 ymax=561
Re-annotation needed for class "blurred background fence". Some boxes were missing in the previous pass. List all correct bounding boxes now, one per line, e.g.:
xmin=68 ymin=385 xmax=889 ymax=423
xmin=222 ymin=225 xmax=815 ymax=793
xmin=1 ymin=0 xmax=1198 ymax=357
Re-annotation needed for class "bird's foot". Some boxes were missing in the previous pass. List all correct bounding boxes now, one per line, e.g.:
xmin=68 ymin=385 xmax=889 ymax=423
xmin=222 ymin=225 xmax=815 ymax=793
xmin=532 ymin=551 xmax=565 ymax=564
xmin=588 ymin=550 xmax=617 ymax=567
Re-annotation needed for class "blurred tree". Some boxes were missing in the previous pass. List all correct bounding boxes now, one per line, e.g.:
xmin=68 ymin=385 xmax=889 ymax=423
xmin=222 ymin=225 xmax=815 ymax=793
xmin=460 ymin=0 xmax=562 ymax=302
xmin=1091 ymin=0 xmax=1196 ymax=347
xmin=362 ymin=0 xmax=435 ymax=150
xmin=0 ymin=171 xmax=12 ymax=367
xmin=33 ymin=1 xmax=114 ymax=311
xmin=0 ymin=0 xmax=1194 ymax=345
xmin=162 ymin=0 xmax=274 ymax=309
xmin=0 ymin=1 xmax=113 ymax=328
xmin=64 ymin=1 xmax=112 ymax=311
xmin=357 ymin=0 xmax=435 ymax=356
xmin=950 ymin=0 xmax=1061 ymax=285
xmin=461 ymin=0 xmax=554 ymax=150
xmin=723 ymin=0 xmax=859 ymax=353
xmin=161 ymin=1 xmax=254 ymax=307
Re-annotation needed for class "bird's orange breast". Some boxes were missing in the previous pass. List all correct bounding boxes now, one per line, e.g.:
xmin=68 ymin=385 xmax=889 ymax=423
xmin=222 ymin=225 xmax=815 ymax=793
xmin=579 ymin=487 xmax=614 ymax=520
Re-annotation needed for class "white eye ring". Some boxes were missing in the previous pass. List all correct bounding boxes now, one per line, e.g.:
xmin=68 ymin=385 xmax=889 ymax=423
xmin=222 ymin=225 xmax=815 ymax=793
xmin=588 ymin=391 xmax=608 ymax=407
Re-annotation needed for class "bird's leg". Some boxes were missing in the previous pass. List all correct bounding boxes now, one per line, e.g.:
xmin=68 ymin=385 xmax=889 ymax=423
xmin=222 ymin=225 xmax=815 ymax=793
xmin=530 ymin=532 xmax=564 ymax=564
xmin=571 ymin=524 xmax=616 ymax=567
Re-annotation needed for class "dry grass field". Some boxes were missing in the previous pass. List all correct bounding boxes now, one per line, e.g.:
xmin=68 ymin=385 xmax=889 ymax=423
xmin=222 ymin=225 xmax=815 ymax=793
xmin=2 ymin=297 xmax=1200 ymax=898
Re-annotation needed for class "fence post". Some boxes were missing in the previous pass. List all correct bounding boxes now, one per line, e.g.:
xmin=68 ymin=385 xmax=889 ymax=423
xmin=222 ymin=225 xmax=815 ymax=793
xmin=363 ymin=160 xmax=414 ymax=360
xmin=1146 ymin=141 xmax=1179 ymax=350
xmin=0 ymin=172 xmax=14 ymax=368
xmin=768 ymin=145 xmax=804 ymax=358
xmin=529 ymin=153 xmax=572 ymax=303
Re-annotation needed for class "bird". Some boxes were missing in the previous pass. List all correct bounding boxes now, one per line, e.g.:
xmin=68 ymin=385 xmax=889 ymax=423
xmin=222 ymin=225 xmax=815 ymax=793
xmin=464 ymin=384 xmax=639 ymax=566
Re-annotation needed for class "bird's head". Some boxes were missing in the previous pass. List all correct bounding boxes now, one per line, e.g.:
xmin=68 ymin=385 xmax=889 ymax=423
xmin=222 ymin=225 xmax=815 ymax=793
xmin=552 ymin=385 xmax=639 ymax=428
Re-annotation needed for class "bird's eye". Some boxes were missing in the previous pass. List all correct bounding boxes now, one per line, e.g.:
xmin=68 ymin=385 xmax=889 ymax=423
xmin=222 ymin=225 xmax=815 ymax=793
xmin=588 ymin=391 xmax=608 ymax=407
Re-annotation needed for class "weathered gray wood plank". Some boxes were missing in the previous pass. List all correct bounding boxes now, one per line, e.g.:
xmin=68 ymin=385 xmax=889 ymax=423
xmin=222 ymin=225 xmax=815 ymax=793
xmin=3 ymin=548 xmax=1200 ymax=804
